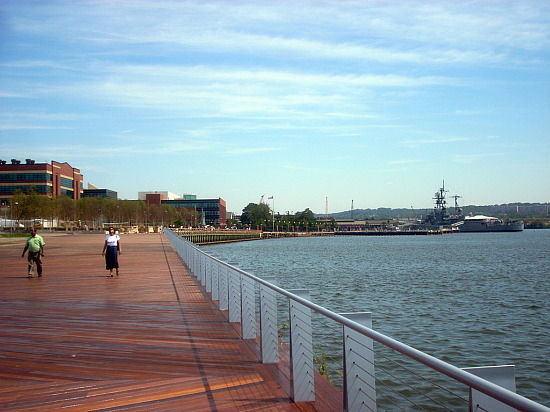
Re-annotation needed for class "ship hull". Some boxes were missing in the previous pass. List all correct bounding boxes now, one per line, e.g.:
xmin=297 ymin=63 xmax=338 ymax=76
xmin=458 ymin=221 xmax=524 ymax=232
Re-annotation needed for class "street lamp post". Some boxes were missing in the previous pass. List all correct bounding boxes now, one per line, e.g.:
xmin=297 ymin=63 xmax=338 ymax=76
xmin=10 ymin=200 xmax=18 ymax=234
xmin=1 ymin=201 xmax=6 ymax=231
xmin=1 ymin=201 xmax=5 ymax=230
xmin=271 ymin=196 xmax=275 ymax=232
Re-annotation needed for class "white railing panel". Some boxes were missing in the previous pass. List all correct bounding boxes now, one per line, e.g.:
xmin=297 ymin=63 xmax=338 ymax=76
xmin=289 ymin=289 xmax=315 ymax=403
xmin=260 ymin=276 xmax=278 ymax=364
xmin=211 ymin=260 xmax=219 ymax=302
xmin=205 ymin=257 xmax=212 ymax=293
xmin=228 ymin=264 xmax=241 ymax=323
xmin=201 ymin=254 xmax=206 ymax=286
xmin=463 ymin=365 xmax=517 ymax=412
xmin=241 ymin=269 xmax=256 ymax=339
xmin=219 ymin=264 xmax=229 ymax=311
xmin=342 ymin=312 xmax=376 ymax=412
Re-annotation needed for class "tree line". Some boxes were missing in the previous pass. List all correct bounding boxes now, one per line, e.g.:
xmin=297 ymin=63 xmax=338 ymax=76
xmin=2 ymin=188 xmax=182 ymax=230
xmin=238 ymin=202 xmax=337 ymax=232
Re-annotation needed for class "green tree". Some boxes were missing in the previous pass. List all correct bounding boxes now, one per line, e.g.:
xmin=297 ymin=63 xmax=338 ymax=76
xmin=295 ymin=208 xmax=316 ymax=231
xmin=119 ymin=200 xmax=145 ymax=226
xmin=18 ymin=186 xmax=43 ymax=224
xmin=57 ymin=195 xmax=76 ymax=229
xmin=179 ymin=207 xmax=198 ymax=227
xmin=77 ymin=196 xmax=104 ymax=229
xmin=101 ymin=198 xmax=118 ymax=226
xmin=11 ymin=190 xmax=26 ymax=227
xmin=173 ymin=213 xmax=184 ymax=227
xmin=45 ymin=195 xmax=62 ymax=228
xmin=241 ymin=202 xmax=272 ymax=228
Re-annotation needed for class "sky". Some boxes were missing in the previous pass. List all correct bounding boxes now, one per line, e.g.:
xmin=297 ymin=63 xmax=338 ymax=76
xmin=1 ymin=1 xmax=549 ymax=215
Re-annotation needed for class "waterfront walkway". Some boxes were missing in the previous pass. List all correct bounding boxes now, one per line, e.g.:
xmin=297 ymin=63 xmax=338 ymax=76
xmin=0 ymin=233 xmax=340 ymax=411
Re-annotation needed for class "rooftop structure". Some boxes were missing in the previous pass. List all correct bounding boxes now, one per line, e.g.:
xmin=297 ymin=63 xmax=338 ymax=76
xmin=138 ymin=191 xmax=180 ymax=201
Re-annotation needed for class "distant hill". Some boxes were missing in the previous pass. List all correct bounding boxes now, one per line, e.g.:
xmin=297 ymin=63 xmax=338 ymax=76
xmin=321 ymin=203 xmax=549 ymax=220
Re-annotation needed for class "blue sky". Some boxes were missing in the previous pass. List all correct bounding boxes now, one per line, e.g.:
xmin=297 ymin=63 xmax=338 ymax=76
xmin=1 ymin=1 xmax=549 ymax=215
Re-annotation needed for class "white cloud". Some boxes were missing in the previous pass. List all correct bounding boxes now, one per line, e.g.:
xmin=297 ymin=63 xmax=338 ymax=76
xmin=388 ymin=159 xmax=424 ymax=165
xmin=0 ymin=124 xmax=74 ymax=130
xmin=453 ymin=153 xmax=505 ymax=164
xmin=8 ymin=0 xmax=548 ymax=67
xmin=224 ymin=147 xmax=279 ymax=156
xmin=401 ymin=137 xmax=470 ymax=148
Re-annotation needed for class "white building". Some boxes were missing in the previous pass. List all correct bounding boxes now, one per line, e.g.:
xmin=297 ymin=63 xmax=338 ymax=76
xmin=138 ymin=191 xmax=180 ymax=201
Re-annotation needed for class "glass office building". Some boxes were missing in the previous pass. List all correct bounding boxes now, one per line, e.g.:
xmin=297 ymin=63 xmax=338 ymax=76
xmin=162 ymin=198 xmax=227 ymax=226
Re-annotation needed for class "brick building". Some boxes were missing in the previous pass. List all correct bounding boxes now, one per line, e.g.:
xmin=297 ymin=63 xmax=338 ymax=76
xmin=0 ymin=158 xmax=83 ymax=203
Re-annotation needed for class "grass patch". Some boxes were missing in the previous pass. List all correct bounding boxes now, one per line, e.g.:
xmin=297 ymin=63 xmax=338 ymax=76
xmin=1 ymin=233 xmax=29 ymax=238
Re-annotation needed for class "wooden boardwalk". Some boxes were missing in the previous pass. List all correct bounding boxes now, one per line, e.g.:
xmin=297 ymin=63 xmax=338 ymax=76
xmin=0 ymin=233 xmax=341 ymax=411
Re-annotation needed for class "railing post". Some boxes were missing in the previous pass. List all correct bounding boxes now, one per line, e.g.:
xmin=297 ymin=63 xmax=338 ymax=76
xmin=201 ymin=254 xmax=207 ymax=287
xmin=198 ymin=253 xmax=203 ymax=284
xmin=228 ymin=263 xmax=241 ymax=323
xmin=205 ymin=257 xmax=212 ymax=293
xmin=241 ymin=269 xmax=256 ymax=339
xmin=219 ymin=264 xmax=229 ymax=311
xmin=463 ymin=365 xmax=516 ymax=412
xmin=341 ymin=312 xmax=376 ymax=412
xmin=288 ymin=289 xmax=315 ymax=402
xmin=211 ymin=259 xmax=219 ymax=302
xmin=197 ymin=252 xmax=200 ymax=281
xmin=189 ymin=249 xmax=197 ymax=280
xmin=260 ymin=276 xmax=278 ymax=364
xmin=197 ymin=251 xmax=201 ymax=281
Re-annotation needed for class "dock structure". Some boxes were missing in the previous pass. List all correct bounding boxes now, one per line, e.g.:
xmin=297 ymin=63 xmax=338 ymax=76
xmin=175 ymin=229 xmax=262 ymax=245
xmin=0 ymin=233 xmax=340 ymax=411
xmin=172 ymin=228 xmax=450 ymax=246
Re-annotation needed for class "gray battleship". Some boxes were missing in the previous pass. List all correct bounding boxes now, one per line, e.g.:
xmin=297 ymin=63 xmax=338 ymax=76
xmin=415 ymin=182 xmax=462 ymax=230
xmin=417 ymin=182 xmax=523 ymax=232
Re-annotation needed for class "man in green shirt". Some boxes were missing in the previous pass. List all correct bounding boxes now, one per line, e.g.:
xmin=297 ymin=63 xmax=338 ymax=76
xmin=22 ymin=228 xmax=45 ymax=278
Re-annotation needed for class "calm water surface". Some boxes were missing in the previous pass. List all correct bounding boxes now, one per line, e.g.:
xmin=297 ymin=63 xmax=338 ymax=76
xmin=203 ymin=230 xmax=549 ymax=405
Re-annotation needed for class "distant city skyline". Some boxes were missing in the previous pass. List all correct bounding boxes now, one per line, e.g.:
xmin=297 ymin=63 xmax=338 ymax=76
xmin=1 ymin=1 xmax=549 ymax=214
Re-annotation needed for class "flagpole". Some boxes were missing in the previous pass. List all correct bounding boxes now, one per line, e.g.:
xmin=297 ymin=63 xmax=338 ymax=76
xmin=272 ymin=196 xmax=275 ymax=232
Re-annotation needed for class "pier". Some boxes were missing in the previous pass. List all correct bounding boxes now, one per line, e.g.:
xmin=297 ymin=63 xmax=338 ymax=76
xmin=0 ymin=233 xmax=340 ymax=411
xmin=174 ymin=229 xmax=262 ymax=245
xmin=173 ymin=228 xmax=452 ymax=245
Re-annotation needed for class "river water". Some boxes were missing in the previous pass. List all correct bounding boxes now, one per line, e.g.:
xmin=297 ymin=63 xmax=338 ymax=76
xmin=203 ymin=230 xmax=549 ymax=406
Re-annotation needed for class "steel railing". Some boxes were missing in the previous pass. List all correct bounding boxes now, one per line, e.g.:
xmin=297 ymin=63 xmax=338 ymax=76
xmin=164 ymin=228 xmax=548 ymax=412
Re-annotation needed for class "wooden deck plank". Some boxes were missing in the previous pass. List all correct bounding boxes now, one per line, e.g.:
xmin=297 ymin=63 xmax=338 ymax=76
xmin=0 ymin=232 xmax=341 ymax=411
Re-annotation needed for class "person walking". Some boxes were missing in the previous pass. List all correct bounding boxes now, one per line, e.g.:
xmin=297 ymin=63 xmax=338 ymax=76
xmin=102 ymin=227 xmax=121 ymax=277
xmin=21 ymin=228 xmax=45 ymax=278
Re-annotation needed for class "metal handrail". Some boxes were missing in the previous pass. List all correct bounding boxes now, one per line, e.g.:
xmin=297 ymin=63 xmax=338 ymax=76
xmin=164 ymin=228 xmax=549 ymax=412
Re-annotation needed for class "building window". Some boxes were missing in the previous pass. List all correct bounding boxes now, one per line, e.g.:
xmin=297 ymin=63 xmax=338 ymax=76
xmin=60 ymin=176 xmax=74 ymax=189
xmin=0 ymin=173 xmax=52 ymax=182
xmin=0 ymin=185 xmax=51 ymax=194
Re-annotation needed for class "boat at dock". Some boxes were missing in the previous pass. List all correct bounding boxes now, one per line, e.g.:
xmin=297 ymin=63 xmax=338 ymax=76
xmin=415 ymin=182 xmax=524 ymax=232
xmin=414 ymin=182 xmax=463 ymax=231
xmin=456 ymin=215 xmax=524 ymax=232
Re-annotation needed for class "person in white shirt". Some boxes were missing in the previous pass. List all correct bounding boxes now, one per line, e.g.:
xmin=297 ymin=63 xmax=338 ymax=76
xmin=102 ymin=227 xmax=121 ymax=277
